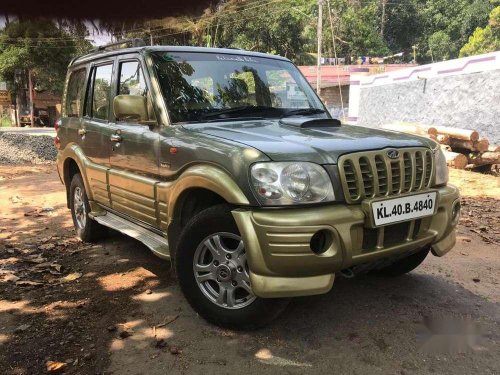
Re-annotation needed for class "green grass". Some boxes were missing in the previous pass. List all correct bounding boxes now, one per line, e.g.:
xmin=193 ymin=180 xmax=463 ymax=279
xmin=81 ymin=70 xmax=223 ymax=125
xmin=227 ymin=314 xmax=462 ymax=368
xmin=1 ymin=115 xmax=13 ymax=127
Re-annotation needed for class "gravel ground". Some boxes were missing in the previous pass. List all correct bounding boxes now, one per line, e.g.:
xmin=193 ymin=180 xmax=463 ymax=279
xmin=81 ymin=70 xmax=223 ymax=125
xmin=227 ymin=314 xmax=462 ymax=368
xmin=0 ymin=132 xmax=57 ymax=165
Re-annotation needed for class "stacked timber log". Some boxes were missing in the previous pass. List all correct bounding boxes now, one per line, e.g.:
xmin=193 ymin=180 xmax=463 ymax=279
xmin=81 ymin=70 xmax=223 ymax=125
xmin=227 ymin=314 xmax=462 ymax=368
xmin=381 ymin=122 xmax=499 ymax=170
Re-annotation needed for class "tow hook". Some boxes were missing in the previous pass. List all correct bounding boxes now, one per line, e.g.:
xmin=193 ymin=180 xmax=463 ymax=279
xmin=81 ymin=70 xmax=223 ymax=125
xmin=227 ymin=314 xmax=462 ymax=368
xmin=340 ymin=268 xmax=356 ymax=278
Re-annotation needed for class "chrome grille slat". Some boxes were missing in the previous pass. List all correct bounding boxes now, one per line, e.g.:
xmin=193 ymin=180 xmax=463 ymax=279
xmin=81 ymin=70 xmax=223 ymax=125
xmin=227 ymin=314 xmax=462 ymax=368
xmin=343 ymin=159 xmax=359 ymax=200
xmin=359 ymin=157 xmax=374 ymax=197
xmin=374 ymin=155 xmax=388 ymax=195
xmin=424 ymin=150 xmax=433 ymax=187
xmin=403 ymin=152 xmax=412 ymax=192
xmin=339 ymin=148 xmax=434 ymax=204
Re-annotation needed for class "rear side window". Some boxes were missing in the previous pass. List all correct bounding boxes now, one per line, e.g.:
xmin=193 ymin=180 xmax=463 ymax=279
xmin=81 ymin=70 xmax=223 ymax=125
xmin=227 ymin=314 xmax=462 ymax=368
xmin=91 ymin=64 xmax=113 ymax=120
xmin=65 ymin=69 xmax=86 ymax=118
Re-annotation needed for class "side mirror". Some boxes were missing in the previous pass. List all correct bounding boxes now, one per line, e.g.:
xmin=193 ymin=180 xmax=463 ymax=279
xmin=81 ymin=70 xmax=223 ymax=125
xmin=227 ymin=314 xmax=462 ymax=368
xmin=113 ymin=95 xmax=148 ymax=122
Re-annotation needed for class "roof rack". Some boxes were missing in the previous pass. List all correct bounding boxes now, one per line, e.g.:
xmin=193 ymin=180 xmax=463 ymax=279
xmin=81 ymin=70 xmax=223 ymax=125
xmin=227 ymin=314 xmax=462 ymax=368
xmin=69 ymin=38 xmax=147 ymax=66
xmin=93 ymin=38 xmax=146 ymax=53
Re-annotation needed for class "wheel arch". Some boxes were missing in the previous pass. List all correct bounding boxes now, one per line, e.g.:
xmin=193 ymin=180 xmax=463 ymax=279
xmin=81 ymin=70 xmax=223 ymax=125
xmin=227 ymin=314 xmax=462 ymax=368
xmin=63 ymin=157 xmax=81 ymax=207
xmin=165 ymin=165 xmax=251 ymax=257
xmin=58 ymin=145 xmax=93 ymax=208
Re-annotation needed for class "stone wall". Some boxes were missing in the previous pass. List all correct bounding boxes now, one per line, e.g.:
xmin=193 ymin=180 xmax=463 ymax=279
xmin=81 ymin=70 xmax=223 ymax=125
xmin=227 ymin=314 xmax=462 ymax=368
xmin=356 ymin=69 xmax=500 ymax=144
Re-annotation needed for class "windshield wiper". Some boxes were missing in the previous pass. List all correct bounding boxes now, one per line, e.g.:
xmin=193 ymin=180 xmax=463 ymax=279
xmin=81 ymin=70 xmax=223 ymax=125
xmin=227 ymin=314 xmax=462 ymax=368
xmin=281 ymin=108 xmax=326 ymax=118
xmin=200 ymin=105 xmax=277 ymax=119
xmin=206 ymin=116 xmax=265 ymax=123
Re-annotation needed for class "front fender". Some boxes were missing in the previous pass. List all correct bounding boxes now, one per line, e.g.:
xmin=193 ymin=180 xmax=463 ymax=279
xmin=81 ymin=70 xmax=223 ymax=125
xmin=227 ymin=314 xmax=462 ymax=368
xmin=162 ymin=164 xmax=250 ymax=220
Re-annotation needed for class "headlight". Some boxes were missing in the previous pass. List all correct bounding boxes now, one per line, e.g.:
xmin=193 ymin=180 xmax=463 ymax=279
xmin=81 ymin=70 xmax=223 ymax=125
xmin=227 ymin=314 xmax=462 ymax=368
xmin=433 ymin=146 xmax=449 ymax=186
xmin=250 ymin=162 xmax=335 ymax=205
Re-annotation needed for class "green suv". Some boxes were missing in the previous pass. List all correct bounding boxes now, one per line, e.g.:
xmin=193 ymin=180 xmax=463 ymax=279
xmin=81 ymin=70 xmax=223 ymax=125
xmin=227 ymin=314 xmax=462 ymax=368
xmin=56 ymin=42 xmax=460 ymax=329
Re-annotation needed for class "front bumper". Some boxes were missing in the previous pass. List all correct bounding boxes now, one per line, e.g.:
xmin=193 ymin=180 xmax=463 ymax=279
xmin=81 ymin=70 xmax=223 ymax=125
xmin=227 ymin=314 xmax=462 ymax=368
xmin=232 ymin=184 xmax=459 ymax=298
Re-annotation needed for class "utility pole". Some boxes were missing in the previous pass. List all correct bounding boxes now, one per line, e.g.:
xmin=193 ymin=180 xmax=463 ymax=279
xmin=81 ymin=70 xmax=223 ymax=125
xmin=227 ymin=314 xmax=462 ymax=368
xmin=316 ymin=0 xmax=323 ymax=96
xmin=412 ymin=45 xmax=417 ymax=64
xmin=28 ymin=70 xmax=34 ymax=128
xmin=380 ymin=0 xmax=386 ymax=36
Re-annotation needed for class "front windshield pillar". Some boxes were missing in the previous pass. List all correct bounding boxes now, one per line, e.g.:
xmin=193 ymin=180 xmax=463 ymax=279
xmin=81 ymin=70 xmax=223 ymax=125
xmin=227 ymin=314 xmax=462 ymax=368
xmin=143 ymin=51 xmax=172 ymax=127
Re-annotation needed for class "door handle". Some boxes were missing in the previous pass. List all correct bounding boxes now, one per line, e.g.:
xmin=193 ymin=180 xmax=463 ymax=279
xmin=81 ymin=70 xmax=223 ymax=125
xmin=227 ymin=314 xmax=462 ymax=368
xmin=110 ymin=134 xmax=122 ymax=142
xmin=78 ymin=129 xmax=86 ymax=137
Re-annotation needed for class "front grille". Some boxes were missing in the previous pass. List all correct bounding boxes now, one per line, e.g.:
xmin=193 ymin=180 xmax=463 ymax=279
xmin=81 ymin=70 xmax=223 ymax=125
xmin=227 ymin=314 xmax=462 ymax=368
xmin=338 ymin=148 xmax=434 ymax=203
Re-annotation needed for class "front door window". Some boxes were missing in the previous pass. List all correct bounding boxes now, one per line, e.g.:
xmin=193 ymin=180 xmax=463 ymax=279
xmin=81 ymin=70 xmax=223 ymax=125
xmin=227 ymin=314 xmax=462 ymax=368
xmin=91 ymin=64 xmax=113 ymax=121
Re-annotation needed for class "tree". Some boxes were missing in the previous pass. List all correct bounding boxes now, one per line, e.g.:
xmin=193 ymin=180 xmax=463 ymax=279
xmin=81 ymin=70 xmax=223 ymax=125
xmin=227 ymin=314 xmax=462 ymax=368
xmin=0 ymin=19 xmax=91 ymax=110
xmin=71 ymin=0 xmax=495 ymax=67
xmin=428 ymin=31 xmax=452 ymax=61
xmin=337 ymin=0 xmax=390 ymax=58
xmin=419 ymin=0 xmax=493 ymax=62
xmin=383 ymin=0 xmax=423 ymax=57
xmin=213 ymin=0 xmax=308 ymax=60
xmin=460 ymin=6 xmax=500 ymax=56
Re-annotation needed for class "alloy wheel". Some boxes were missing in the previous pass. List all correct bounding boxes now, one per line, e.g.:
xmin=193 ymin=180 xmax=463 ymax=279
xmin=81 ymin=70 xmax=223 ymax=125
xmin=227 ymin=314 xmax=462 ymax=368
xmin=193 ymin=232 xmax=256 ymax=309
xmin=73 ymin=186 xmax=87 ymax=229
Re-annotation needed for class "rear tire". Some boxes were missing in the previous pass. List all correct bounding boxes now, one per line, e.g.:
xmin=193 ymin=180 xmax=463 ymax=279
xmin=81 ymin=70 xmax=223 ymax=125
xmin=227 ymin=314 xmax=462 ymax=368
xmin=175 ymin=204 xmax=289 ymax=330
xmin=69 ymin=173 xmax=108 ymax=242
xmin=375 ymin=247 xmax=430 ymax=276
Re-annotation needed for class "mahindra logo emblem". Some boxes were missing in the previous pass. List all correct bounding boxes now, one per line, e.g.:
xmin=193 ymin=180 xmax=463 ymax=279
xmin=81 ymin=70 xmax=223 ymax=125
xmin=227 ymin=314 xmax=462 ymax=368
xmin=217 ymin=264 xmax=232 ymax=281
xmin=387 ymin=149 xmax=399 ymax=159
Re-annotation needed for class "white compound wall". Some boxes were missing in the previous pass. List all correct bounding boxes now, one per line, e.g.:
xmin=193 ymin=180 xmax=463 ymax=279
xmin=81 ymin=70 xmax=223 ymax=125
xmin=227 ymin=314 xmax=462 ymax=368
xmin=348 ymin=52 xmax=500 ymax=144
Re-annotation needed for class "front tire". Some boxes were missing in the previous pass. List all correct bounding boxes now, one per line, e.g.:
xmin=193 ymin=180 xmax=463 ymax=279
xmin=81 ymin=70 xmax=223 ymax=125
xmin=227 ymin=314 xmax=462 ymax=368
xmin=175 ymin=204 xmax=289 ymax=330
xmin=375 ymin=246 xmax=430 ymax=276
xmin=69 ymin=173 xmax=107 ymax=242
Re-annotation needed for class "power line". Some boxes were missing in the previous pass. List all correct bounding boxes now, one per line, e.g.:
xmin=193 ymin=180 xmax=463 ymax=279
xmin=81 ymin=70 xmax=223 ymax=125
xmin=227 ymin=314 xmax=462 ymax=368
xmin=0 ymin=0 xmax=287 ymax=45
xmin=104 ymin=0 xmax=286 ymax=36
xmin=1 ymin=0 xmax=407 ymax=45
xmin=151 ymin=1 xmax=294 ymax=41
xmin=0 ymin=3 xmax=296 ymax=50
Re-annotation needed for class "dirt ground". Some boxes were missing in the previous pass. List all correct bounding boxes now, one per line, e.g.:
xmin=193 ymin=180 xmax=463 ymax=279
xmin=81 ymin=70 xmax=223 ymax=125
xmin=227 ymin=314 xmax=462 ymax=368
xmin=0 ymin=165 xmax=499 ymax=375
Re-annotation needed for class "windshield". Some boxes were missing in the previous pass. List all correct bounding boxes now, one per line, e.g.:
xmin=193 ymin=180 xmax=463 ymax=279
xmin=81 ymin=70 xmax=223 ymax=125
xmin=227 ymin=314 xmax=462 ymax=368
xmin=151 ymin=51 xmax=326 ymax=124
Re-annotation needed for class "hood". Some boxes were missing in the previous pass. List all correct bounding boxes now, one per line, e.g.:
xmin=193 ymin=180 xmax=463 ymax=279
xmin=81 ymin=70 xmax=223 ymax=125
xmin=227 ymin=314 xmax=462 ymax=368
xmin=183 ymin=118 xmax=435 ymax=164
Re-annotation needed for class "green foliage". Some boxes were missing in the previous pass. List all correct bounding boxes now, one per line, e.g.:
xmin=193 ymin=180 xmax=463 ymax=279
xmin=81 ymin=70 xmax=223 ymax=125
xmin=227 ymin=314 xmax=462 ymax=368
xmin=0 ymin=19 xmax=91 ymax=97
xmin=460 ymin=6 xmax=500 ymax=56
xmin=147 ymin=0 xmax=493 ymax=64
xmin=383 ymin=0 xmax=424 ymax=53
xmin=428 ymin=31 xmax=452 ymax=61
xmin=1 ymin=113 xmax=13 ymax=127
xmin=214 ymin=0 xmax=308 ymax=60
xmin=418 ymin=0 xmax=493 ymax=61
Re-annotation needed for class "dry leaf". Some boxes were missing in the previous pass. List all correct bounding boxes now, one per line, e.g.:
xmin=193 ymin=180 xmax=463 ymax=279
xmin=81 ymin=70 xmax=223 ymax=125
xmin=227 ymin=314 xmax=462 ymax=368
xmin=61 ymin=272 xmax=82 ymax=283
xmin=39 ymin=243 xmax=55 ymax=251
xmin=46 ymin=360 xmax=66 ymax=373
xmin=1 ymin=274 xmax=20 ymax=283
xmin=25 ymin=255 xmax=47 ymax=264
xmin=51 ymin=263 xmax=63 ymax=272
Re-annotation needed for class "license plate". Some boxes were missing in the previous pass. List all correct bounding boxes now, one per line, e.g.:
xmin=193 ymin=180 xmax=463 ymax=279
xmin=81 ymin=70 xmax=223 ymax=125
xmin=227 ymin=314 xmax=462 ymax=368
xmin=371 ymin=192 xmax=437 ymax=226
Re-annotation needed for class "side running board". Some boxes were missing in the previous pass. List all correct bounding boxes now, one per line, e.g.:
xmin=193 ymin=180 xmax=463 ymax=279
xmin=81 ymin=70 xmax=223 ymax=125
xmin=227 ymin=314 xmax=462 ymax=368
xmin=92 ymin=211 xmax=170 ymax=260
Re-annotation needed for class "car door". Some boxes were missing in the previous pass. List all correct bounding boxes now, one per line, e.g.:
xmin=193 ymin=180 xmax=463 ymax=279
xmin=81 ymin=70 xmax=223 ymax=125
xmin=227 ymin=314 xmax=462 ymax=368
xmin=107 ymin=57 xmax=161 ymax=227
xmin=78 ymin=61 xmax=116 ymax=207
